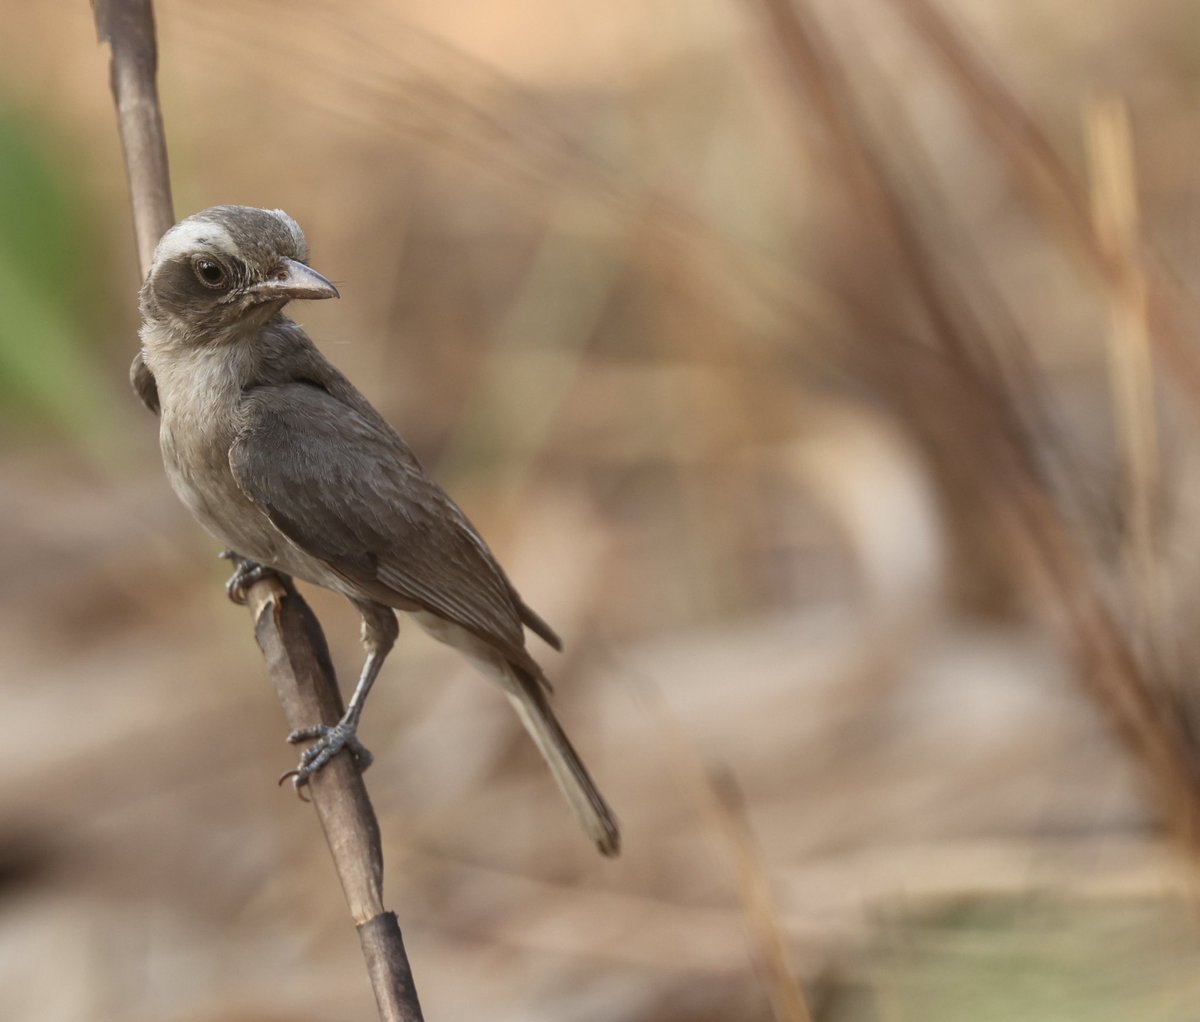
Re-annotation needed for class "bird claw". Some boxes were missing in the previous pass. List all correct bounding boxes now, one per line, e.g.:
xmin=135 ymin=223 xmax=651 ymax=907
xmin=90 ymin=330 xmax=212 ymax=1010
xmin=220 ymin=550 xmax=275 ymax=605
xmin=279 ymin=721 xmax=373 ymax=797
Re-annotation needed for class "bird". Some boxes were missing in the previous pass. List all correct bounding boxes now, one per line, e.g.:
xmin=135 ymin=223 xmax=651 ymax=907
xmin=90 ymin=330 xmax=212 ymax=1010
xmin=135 ymin=204 xmax=619 ymax=856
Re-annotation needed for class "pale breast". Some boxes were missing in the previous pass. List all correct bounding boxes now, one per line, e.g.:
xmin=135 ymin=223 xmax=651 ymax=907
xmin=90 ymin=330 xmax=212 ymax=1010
xmin=160 ymin=399 xmax=276 ymax=558
xmin=147 ymin=335 xmax=357 ymax=595
xmin=150 ymin=343 xmax=276 ymax=562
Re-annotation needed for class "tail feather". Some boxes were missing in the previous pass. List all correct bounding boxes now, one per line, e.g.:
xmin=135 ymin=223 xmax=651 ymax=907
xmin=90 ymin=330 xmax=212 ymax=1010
xmin=505 ymin=672 xmax=620 ymax=857
xmin=517 ymin=598 xmax=562 ymax=651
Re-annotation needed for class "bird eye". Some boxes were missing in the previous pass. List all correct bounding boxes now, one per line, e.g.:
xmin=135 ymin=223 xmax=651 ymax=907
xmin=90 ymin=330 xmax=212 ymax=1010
xmin=192 ymin=257 xmax=228 ymax=289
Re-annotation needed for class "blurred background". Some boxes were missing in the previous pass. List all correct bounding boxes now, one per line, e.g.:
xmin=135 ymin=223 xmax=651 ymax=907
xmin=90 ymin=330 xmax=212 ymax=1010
xmin=4 ymin=0 xmax=1200 ymax=1018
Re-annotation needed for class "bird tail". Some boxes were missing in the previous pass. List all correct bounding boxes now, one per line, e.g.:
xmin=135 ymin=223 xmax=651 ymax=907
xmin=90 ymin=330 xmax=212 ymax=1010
xmin=505 ymin=669 xmax=620 ymax=857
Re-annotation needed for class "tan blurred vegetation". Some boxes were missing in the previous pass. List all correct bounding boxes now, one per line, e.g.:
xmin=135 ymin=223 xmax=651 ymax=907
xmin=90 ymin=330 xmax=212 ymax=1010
xmin=4 ymin=0 xmax=1200 ymax=1019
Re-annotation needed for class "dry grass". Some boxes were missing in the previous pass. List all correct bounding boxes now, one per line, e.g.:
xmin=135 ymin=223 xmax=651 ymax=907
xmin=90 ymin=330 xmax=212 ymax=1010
xmin=3 ymin=0 xmax=1200 ymax=1018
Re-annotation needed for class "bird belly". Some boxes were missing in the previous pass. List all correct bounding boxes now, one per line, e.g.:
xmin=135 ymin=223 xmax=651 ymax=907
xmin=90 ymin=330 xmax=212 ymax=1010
xmin=151 ymin=353 xmax=370 ymax=600
xmin=164 ymin=435 xmax=357 ymax=600
xmin=159 ymin=405 xmax=285 ymax=562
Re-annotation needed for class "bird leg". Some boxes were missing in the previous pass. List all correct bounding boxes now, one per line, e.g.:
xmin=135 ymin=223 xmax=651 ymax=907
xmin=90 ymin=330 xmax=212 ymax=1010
xmin=281 ymin=601 xmax=398 ymax=794
xmin=220 ymin=549 xmax=280 ymax=605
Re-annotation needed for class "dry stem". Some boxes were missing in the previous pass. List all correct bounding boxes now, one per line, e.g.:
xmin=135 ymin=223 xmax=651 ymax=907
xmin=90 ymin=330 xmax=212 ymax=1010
xmin=92 ymin=2 xmax=423 ymax=1017
xmin=746 ymin=0 xmax=1200 ymax=849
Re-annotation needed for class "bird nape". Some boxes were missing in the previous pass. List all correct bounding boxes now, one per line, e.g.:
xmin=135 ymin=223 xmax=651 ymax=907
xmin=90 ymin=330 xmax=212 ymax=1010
xmin=136 ymin=205 xmax=619 ymax=857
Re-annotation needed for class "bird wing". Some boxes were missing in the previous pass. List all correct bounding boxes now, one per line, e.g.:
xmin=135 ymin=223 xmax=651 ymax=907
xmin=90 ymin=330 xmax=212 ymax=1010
xmin=130 ymin=349 xmax=160 ymax=414
xmin=228 ymin=381 xmax=537 ymax=664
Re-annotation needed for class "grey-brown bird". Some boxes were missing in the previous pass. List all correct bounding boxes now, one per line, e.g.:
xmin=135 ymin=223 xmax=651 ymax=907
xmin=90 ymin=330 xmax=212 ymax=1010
xmin=136 ymin=204 xmax=619 ymax=856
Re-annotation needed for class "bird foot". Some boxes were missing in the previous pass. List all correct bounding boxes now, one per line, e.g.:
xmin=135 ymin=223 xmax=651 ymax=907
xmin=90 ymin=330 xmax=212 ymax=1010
xmin=279 ymin=720 xmax=374 ymax=797
xmin=220 ymin=550 xmax=278 ymax=605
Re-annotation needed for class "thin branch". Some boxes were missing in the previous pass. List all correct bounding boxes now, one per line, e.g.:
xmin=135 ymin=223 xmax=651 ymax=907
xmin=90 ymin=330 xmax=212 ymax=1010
xmin=92 ymin=3 xmax=424 ymax=1017
xmin=250 ymin=577 xmax=424 ymax=1022
xmin=92 ymin=0 xmax=173 ymax=277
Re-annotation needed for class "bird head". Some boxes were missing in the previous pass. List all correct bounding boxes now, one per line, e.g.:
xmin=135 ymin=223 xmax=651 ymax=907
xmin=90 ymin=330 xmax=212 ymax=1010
xmin=139 ymin=205 xmax=339 ymax=344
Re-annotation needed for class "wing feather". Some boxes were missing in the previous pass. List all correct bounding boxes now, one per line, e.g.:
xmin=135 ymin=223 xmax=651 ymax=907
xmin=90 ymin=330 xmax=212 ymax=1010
xmin=229 ymin=382 xmax=536 ymax=663
xmin=130 ymin=349 xmax=160 ymax=414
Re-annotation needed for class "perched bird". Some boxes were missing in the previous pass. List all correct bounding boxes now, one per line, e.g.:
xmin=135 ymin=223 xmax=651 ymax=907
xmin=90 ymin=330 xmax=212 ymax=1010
xmin=136 ymin=205 xmax=619 ymax=856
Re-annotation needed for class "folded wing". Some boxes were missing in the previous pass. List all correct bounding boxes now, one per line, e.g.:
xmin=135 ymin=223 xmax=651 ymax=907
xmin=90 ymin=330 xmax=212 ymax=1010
xmin=229 ymin=382 xmax=541 ymax=666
